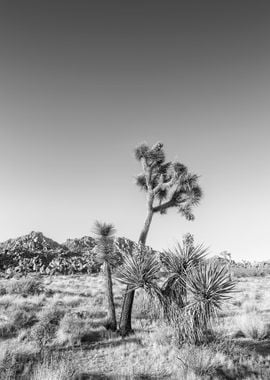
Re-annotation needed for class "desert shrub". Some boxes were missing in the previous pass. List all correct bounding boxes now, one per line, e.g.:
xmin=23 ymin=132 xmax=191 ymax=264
xmin=11 ymin=308 xmax=37 ymax=330
xmin=242 ymin=300 xmax=258 ymax=313
xmin=232 ymin=266 xmax=267 ymax=278
xmin=30 ymin=306 xmax=65 ymax=346
xmin=148 ymin=323 xmax=174 ymax=346
xmin=48 ymin=294 xmax=82 ymax=308
xmin=0 ymin=322 xmax=14 ymax=338
xmin=0 ymin=342 xmax=39 ymax=380
xmin=232 ymin=312 xmax=270 ymax=340
xmin=29 ymin=357 xmax=75 ymax=380
xmin=178 ymin=344 xmax=227 ymax=378
xmin=56 ymin=312 xmax=107 ymax=346
xmin=0 ymin=306 xmax=36 ymax=338
xmin=7 ymin=277 xmax=44 ymax=296
xmin=0 ymin=286 xmax=7 ymax=295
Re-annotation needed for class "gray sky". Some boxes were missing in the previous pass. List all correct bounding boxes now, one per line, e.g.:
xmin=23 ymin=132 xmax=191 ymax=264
xmin=0 ymin=1 xmax=270 ymax=261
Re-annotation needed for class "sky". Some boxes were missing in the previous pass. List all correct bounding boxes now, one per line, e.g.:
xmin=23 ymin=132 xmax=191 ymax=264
xmin=0 ymin=1 xmax=270 ymax=261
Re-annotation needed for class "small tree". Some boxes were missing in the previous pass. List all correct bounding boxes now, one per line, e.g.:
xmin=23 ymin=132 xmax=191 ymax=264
xmin=93 ymin=221 xmax=117 ymax=331
xmin=119 ymin=142 xmax=203 ymax=336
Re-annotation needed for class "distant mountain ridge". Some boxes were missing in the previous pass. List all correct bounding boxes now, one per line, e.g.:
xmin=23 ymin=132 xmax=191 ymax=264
xmin=0 ymin=231 xmax=64 ymax=253
xmin=0 ymin=231 xmax=141 ymax=276
xmin=0 ymin=231 xmax=136 ymax=255
xmin=63 ymin=236 xmax=96 ymax=252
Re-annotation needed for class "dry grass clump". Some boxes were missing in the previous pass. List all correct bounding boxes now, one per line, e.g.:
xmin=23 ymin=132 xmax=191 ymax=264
xmin=176 ymin=340 xmax=270 ymax=380
xmin=0 ymin=321 xmax=14 ymax=339
xmin=29 ymin=357 xmax=75 ymax=380
xmin=178 ymin=344 xmax=227 ymax=379
xmin=5 ymin=277 xmax=44 ymax=296
xmin=147 ymin=323 xmax=175 ymax=346
xmin=0 ymin=341 xmax=39 ymax=380
xmin=232 ymin=312 xmax=270 ymax=340
xmin=55 ymin=312 xmax=107 ymax=346
xmin=0 ymin=306 xmax=36 ymax=338
xmin=0 ymin=286 xmax=7 ymax=296
xmin=48 ymin=294 xmax=83 ymax=308
xmin=29 ymin=305 xmax=65 ymax=346
xmin=132 ymin=290 xmax=160 ymax=323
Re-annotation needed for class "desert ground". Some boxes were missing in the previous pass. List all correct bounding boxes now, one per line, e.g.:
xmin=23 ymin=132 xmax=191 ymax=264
xmin=0 ymin=273 xmax=270 ymax=380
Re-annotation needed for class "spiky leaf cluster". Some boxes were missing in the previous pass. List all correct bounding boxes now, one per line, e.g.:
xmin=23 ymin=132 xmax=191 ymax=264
xmin=114 ymin=244 xmax=161 ymax=296
xmin=186 ymin=262 xmax=236 ymax=310
xmin=92 ymin=221 xmax=116 ymax=265
xmin=160 ymin=242 xmax=208 ymax=307
xmin=134 ymin=142 xmax=202 ymax=220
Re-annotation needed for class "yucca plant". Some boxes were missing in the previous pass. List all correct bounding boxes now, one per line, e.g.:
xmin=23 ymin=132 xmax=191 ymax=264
xmin=115 ymin=244 xmax=161 ymax=295
xmin=93 ymin=221 xmax=117 ymax=331
xmin=115 ymin=244 xmax=164 ymax=329
xmin=115 ymin=238 xmax=235 ymax=344
xmin=161 ymin=242 xmax=208 ymax=309
xmin=176 ymin=262 xmax=236 ymax=344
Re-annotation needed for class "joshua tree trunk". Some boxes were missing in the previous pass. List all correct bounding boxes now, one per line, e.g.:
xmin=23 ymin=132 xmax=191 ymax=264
xmin=104 ymin=262 xmax=117 ymax=331
xmin=119 ymin=209 xmax=153 ymax=336
xmin=138 ymin=209 xmax=153 ymax=245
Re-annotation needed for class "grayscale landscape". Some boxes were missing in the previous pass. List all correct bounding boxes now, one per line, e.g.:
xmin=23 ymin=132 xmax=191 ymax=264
xmin=1 ymin=1 xmax=270 ymax=379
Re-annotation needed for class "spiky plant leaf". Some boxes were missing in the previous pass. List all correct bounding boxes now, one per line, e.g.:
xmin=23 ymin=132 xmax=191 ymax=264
xmin=180 ymin=262 xmax=236 ymax=342
xmin=92 ymin=221 xmax=116 ymax=239
xmin=147 ymin=142 xmax=165 ymax=164
xmin=173 ymin=162 xmax=188 ymax=177
xmin=186 ymin=262 xmax=236 ymax=310
xmin=92 ymin=221 xmax=116 ymax=265
xmin=135 ymin=174 xmax=148 ymax=191
xmin=161 ymin=242 xmax=208 ymax=308
xmin=162 ymin=242 xmax=208 ymax=275
xmin=178 ymin=205 xmax=195 ymax=221
xmin=134 ymin=143 xmax=149 ymax=161
xmin=114 ymin=245 xmax=161 ymax=295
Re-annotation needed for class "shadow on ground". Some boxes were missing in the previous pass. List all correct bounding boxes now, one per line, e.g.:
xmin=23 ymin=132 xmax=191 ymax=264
xmin=234 ymin=338 xmax=270 ymax=357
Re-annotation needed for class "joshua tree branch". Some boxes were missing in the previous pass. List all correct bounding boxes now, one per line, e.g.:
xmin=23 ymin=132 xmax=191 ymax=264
xmin=152 ymin=174 xmax=164 ymax=195
xmin=153 ymin=190 xmax=187 ymax=213
xmin=153 ymin=198 xmax=175 ymax=213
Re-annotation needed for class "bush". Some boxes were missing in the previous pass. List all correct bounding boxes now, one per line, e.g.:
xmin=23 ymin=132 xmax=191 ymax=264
xmin=0 ymin=306 xmax=36 ymax=338
xmin=232 ymin=312 xmax=270 ymax=340
xmin=0 ymin=286 xmax=7 ymax=295
xmin=0 ymin=341 xmax=39 ymax=380
xmin=29 ymin=358 xmax=75 ymax=380
xmin=30 ymin=306 xmax=65 ymax=346
xmin=56 ymin=312 xmax=107 ymax=346
xmin=7 ymin=277 xmax=44 ymax=296
xmin=178 ymin=344 xmax=227 ymax=378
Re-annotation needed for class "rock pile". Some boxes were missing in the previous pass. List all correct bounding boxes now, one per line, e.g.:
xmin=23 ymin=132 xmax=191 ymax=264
xmin=0 ymin=231 xmax=63 ymax=253
xmin=63 ymin=236 xmax=96 ymax=252
xmin=0 ymin=231 xmax=99 ymax=276
xmin=0 ymin=232 xmax=156 ymax=277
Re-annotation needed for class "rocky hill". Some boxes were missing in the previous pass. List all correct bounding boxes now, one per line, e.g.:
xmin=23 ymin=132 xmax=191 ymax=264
xmin=0 ymin=232 xmax=139 ymax=277
xmin=0 ymin=231 xmax=64 ymax=253
xmin=63 ymin=236 xmax=96 ymax=252
xmin=0 ymin=231 xmax=100 ymax=276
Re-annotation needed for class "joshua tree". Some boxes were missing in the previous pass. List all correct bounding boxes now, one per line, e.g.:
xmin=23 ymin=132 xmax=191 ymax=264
xmin=119 ymin=141 xmax=203 ymax=336
xmin=93 ymin=221 xmax=117 ymax=331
